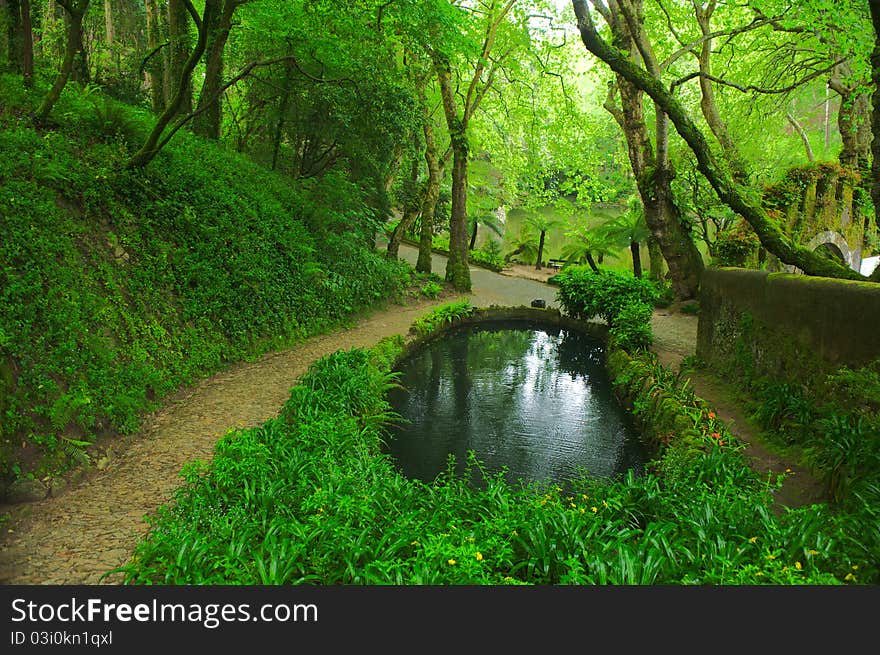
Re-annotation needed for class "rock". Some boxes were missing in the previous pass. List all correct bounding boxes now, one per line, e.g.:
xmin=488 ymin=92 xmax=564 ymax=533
xmin=48 ymin=477 xmax=68 ymax=498
xmin=531 ymin=299 xmax=546 ymax=308
xmin=6 ymin=478 xmax=49 ymax=504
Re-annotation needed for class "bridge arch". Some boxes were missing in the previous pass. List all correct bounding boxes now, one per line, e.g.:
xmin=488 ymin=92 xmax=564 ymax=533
xmin=806 ymin=230 xmax=861 ymax=272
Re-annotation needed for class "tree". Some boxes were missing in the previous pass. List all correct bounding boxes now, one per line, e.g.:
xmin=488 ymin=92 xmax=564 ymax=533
xmin=571 ymin=0 xmax=866 ymax=282
xmin=594 ymin=0 xmax=705 ymax=299
xmin=468 ymin=210 xmax=504 ymax=250
xmin=192 ymin=0 xmax=253 ymax=140
xmin=33 ymin=0 xmax=90 ymax=123
xmin=127 ymin=0 xmax=209 ymax=168
xmin=604 ymin=195 xmax=649 ymax=277
xmin=523 ymin=212 xmax=562 ymax=269
xmin=431 ymin=0 xmax=518 ymax=291
xmin=870 ymin=0 xmax=880 ymax=281
xmin=561 ymin=221 xmax=619 ymax=273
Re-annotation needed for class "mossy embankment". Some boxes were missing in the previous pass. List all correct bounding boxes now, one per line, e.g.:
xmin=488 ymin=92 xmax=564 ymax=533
xmin=0 ymin=75 xmax=409 ymax=496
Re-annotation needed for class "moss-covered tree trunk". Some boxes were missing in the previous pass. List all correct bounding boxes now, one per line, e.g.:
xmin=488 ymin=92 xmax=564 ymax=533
xmin=193 ymin=0 xmax=234 ymax=140
xmin=144 ymin=0 xmax=165 ymax=112
xmin=127 ymin=0 xmax=208 ymax=168
xmin=573 ymin=0 xmax=865 ymax=282
xmin=33 ymin=0 xmax=88 ymax=124
xmin=2 ymin=0 xmax=22 ymax=74
xmin=167 ymin=0 xmax=192 ymax=116
xmin=445 ymin=134 xmax=471 ymax=291
xmin=647 ymin=236 xmax=664 ymax=280
xmin=869 ymin=0 xmax=880 ymax=283
xmin=387 ymin=156 xmax=421 ymax=261
xmin=435 ymin=55 xmax=471 ymax=290
xmin=20 ymin=0 xmax=32 ymax=86
xmin=416 ymin=117 xmax=441 ymax=274
xmin=604 ymin=1 xmax=703 ymax=300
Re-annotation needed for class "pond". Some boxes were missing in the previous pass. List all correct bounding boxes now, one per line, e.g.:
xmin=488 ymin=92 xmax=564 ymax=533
xmin=384 ymin=321 xmax=647 ymax=488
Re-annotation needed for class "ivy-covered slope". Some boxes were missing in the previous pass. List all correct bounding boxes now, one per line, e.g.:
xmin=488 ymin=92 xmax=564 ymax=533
xmin=0 ymin=75 xmax=408 ymax=491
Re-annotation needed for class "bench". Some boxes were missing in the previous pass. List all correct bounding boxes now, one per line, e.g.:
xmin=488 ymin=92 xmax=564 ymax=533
xmin=547 ymin=259 xmax=568 ymax=270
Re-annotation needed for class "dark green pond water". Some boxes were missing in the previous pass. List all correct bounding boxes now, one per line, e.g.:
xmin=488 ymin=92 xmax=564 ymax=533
xmin=385 ymin=321 xmax=647 ymax=487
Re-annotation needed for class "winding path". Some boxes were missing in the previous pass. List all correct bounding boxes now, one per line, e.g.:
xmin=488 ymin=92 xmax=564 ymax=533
xmin=0 ymin=245 xmax=822 ymax=584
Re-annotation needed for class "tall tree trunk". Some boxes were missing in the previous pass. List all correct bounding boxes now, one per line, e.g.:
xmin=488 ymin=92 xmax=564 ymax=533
xmin=66 ymin=0 xmax=87 ymax=83
xmin=3 ymin=0 xmax=22 ymax=73
xmin=869 ymin=0 xmax=880 ymax=281
xmin=435 ymin=54 xmax=470 ymax=291
xmin=387 ymin=155 xmax=421 ymax=260
xmin=270 ymin=57 xmax=293 ymax=170
xmin=469 ymin=221 xmax=478 ymax=250
xmin=445 ymin=137 xmax=471 ymax=290
xmin=647 ymin=235 xmax=664 ymax=280
xmin=535 ymin=230 xmax=546 ymax=269
xmin=694 ymin=1 xmax=746 ymax=182
xmin=20 ymin=0 xmax=32 ymax=86
xmin=128 ymin=0 xmax=209 ymax=168
xmin=601 ymin=0 xmax=703 ymax=300
xmin=41 ymin=0 xmax=60 ymax=60
xmin=573 ymin=0 xmax=865 ymax=282
xmin=830 ymin=65 xmax=871 ymax=178
xmin=144 ymin=0 xmax=164 ymax=112
xmin=102 ymin=0 xmax=112 ymax=43
xmin=34 ymin=0 xmax=89 ymax=123
xmin=416 ymin=110 xmax=441 ymax=274
xmin=786 ymin=112 xmax=814 ymax=162
xmin=630 ymin=240 xmax=642 ymax=278
xmin=167 ymin=0 xmax=192 ymax=116
xmin=193 ymin=0 xmax=233 ymax=139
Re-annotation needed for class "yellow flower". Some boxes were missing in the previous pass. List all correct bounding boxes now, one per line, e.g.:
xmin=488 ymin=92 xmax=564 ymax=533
xmin=447 ymin=559 xmax=456 ymax=566
xmin=504 ymin=576 xmax=512 ymax=582
xmin=766 ymin=553 xmax=776 ymax=560
xmin=748 ymin=536 xmax=758 ymax=544
xmin=845 ymin=573 xmax=856 ymax=581
xmin=410 ymin=540 xmax=419 ymax=546
xmin=852 ymin=565 xmax=859 ymax=570
xmin=581 ymin=494 xmax=588 ymax=500
xmin=467 ymin=536 xmax=475 ymax=543
xmin=807 ymin=549 xmax=818 ymax=556
xmin=602 ymin=500 xmax=608 ymax=508
xmin=795 ymin=561 xmax=802 ymax=570
xmin=579 ymin=508 xmax=586 ymax=514
xmin=591 ymin=506 xmax=598 ymax=513
xmin=511 ymin=530 xmax=518 ymax=536
xmin=756 ymin=572 xmax=764 ymax=577
xmin=475 ymin=552 xmax=483 ymax=561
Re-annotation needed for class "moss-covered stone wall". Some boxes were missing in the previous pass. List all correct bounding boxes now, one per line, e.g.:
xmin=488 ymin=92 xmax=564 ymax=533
xmin=697 ymin=268 xmax=880 ymax=384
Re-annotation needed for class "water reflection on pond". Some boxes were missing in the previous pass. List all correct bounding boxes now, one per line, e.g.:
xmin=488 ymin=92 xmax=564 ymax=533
xmin=385 ymin=321 xmax=646 ymax=488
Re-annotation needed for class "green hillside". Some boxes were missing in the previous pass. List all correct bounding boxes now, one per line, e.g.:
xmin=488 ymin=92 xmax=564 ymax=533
xmin=0 ymin=75 xmax=409 ymax=492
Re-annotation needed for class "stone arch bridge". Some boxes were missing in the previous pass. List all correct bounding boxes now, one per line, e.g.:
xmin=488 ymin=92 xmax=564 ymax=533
xmin=762 ymin=163 xmax=868 ymax=274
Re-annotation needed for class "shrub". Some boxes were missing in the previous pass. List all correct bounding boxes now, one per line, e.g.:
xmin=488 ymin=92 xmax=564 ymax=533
xmin=469 ymin=239 xmax=505 ymax=272
xmin=554 ymin=267 xmax=659 ymax=325
xmin=608 ymin=301 xmax=654 ymax=351
xmin=713 ymin=223 xmax=760 ymax=268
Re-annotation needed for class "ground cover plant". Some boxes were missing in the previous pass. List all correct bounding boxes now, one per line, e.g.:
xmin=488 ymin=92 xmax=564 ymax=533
xmin=0 ymin=75 xmax=409 ymax=487
xmin=118 ymin=316 xmax=878 ymax=585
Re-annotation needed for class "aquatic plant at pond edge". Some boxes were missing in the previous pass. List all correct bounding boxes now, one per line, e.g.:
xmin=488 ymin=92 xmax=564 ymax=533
xmin=116 ymin=333 xmax=878 ymax=585
xmin=410 ymin=300 xmax=475 ymax=337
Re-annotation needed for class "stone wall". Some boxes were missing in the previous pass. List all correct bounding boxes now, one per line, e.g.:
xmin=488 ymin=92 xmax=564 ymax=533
xmin=697 ymin=268 xmax=880 ymax=382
